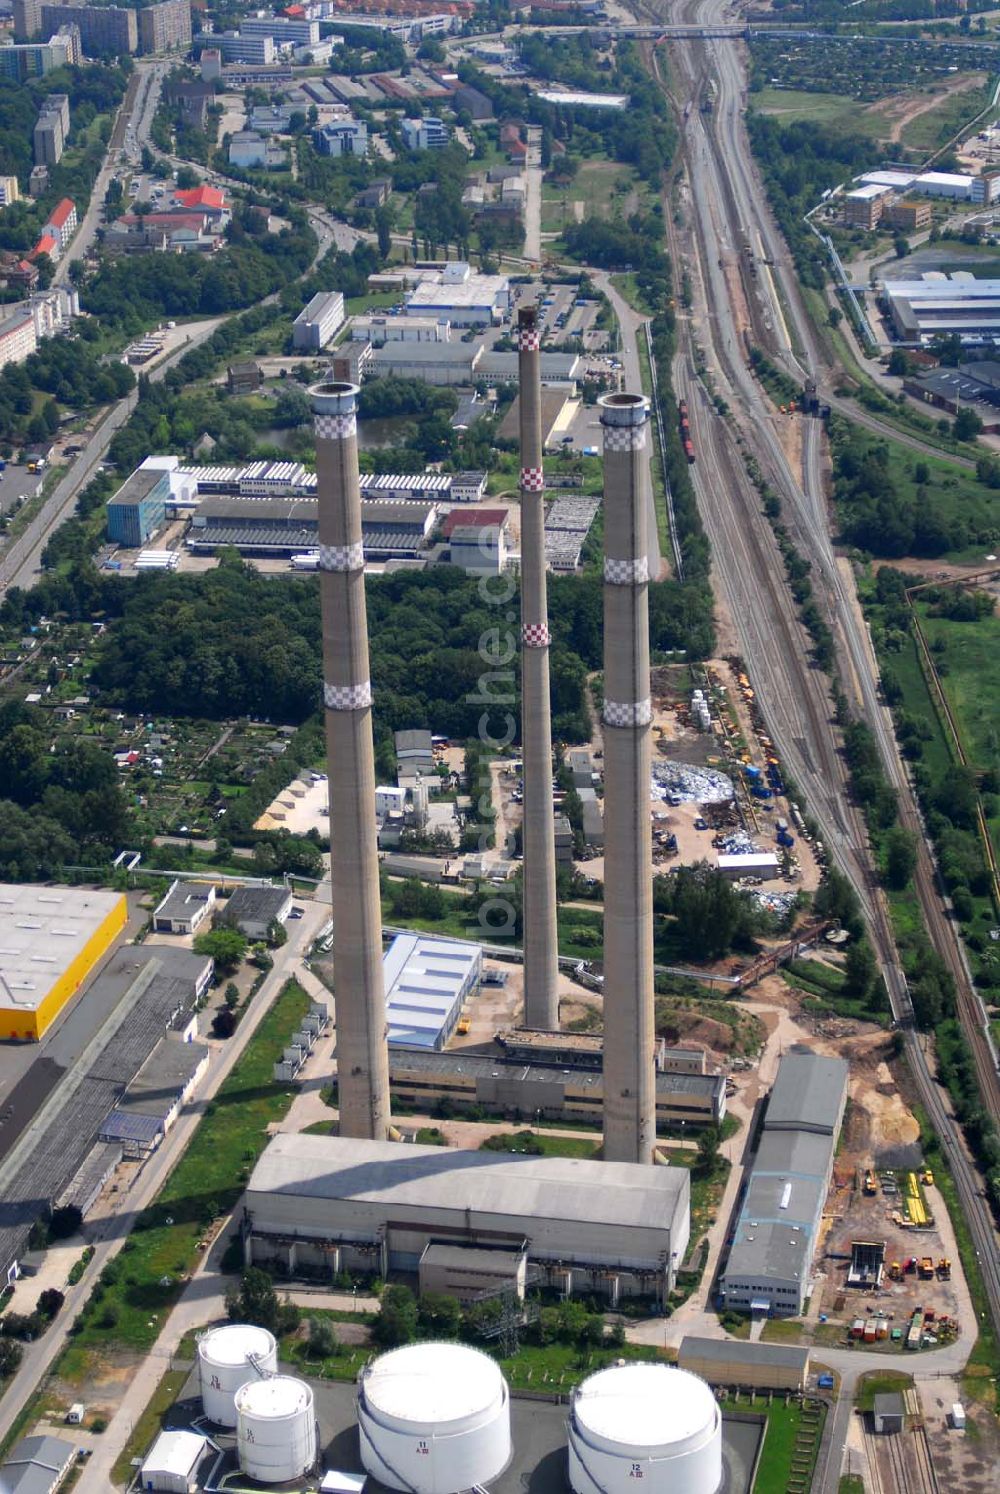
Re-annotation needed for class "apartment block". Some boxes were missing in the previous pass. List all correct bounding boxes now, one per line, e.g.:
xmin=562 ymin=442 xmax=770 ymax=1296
xmin=0 ymin=178 xmax=20 ymax=208
xmin=40 ymin=3 xmax=138 ymax=54
xmin=0 ymin=309 xmax=37 ymax=372
xmin=12 ymin=0 xmax=42 ymax=38
xmin=138 ymin=0 xmax=192 ymax=54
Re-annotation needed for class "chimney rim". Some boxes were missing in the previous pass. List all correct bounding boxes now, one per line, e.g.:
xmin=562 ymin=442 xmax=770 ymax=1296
xmin=311 ymin=380 xmax=360 ymax=416
xmin=599 ymin=390 xmax=648 ymax=426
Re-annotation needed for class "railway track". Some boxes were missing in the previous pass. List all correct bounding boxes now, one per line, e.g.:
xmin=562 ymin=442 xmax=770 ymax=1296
xmin=641 ymin=0 xmax=1000 ymax=1373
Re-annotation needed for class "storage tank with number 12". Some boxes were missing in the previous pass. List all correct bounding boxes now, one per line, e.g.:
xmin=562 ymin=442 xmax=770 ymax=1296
xmin=568 ymin=1363 xmax=722 ymax=1494
xmin=236 ymin=1376 xmax=317 ymax=1483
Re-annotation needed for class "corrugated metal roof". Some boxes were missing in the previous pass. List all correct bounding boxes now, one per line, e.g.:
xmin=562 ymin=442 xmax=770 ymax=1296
xmin=765 ymin=1053 xmax=847 ymax=1133
xmin=678 ymin=1336 xmax=810 ymax=1371
xmin=247 ymin=1133 xmax=689 ymax=1232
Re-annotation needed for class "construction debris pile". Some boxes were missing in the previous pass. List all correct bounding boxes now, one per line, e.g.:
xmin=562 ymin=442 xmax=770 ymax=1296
xmin=650 ymin=761 xmax=734 ymax=805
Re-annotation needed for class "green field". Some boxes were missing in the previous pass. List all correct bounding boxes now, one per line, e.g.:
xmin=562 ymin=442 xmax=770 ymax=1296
xmin=899 ymin=79 xmax=991 ymax=153
xmin=753 ymin=88 xmax=887 ymax=135
xmin=917 ymin=604 xmax=1000 ymax=773
xmin=541 ymin=159 xmax=647 ymax=234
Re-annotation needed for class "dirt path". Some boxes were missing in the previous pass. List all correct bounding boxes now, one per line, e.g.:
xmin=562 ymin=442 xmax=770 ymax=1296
xmin=873 ymin=74 xmax=987 ymax=145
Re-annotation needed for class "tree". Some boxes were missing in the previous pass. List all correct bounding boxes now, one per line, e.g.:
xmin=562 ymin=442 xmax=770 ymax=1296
xmin=827 ymin=306 xmax=842 ymax=329
xmin=193 ymin=926 xmax=247 ymax=972
xmin=48 ymin=1205 xmax=82 ymax=1240
xmin=306 ymin=1314 xmax=339 ymax=1358
xmin=375 ymin=207 xmax=392 ymax=260
xmin=417 ymin=1292 xmax=462 ymax=1338
xmin=887 ymin=348 xmax=910 ymax=378
xmin=224 ymin=981 xmax=240 ymax=1009
xmin=695 ymin=1124 xmax=721 ymax=1178
xmin=373 ymin=1284 xmax=418 ymax=1347
xmin=884 ymin=826 xmax=917 ymax=890
xmin=953 ymin=406 xmax=983 ymax=443
xmin=893 ymin=235 xmax=910 ymax=259
xmin=844 ymin=938 xmax=877 ymax=1002
xmin=37 ymin=1288 xmax=64 ymax=1321
xmin=226 ymin=1267 xmax=281 ymax=1333
xmin=0 ymin=1339 xmax=23 ymax=1379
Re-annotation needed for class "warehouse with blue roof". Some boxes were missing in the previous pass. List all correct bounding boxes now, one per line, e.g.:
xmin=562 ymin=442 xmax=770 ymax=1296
xmin=381 ymin=933 xmax=482 ymax=1049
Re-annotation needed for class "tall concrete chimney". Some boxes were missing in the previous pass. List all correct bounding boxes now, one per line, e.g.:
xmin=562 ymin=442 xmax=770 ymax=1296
xmin=312 ymin=381 xmax=391 ymax=1140
xmin=517 ymin=306 xmax=560 ymax=1032
xmin=599 ymin=392 xmax=656 ymax=1165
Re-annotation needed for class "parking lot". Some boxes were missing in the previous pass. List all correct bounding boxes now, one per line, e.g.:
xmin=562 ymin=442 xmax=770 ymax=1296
xmin=0 ymin=463 xmax=43 ymax=520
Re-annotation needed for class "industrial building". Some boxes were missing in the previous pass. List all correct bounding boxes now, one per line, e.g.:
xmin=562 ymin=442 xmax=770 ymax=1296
xmin=382 ymin=931 xmax=482 ymax=1049
xmin=842 ymin=184 xmax=889 ymax=231
xmin=212 ymin=31 xmax=276 ymax=63
xmin=873 ymin=1394 xmax=906 ymax=1435
xmin=242 ymin=1133 xmax=691 ymax=1302
xmin=0 ymin=884 xmax=126 ymax=1041
xmin=903 ymin=360 xmax=1000 ymax=426
xmin=0 ymin=946 xmax=212 ymax=1283
xmin=719 ymin=1052 xmax=848 ymax=1316
xmin=152 ymin=878 xmax=216 ymax=935
xmin=103 ymin=1032 xmax=210 ymax=1150
xmin=882 ymin=274 xmax=1000 ymax=344
xmin=678 ymin=1335 xmax=811 ymax=1393
xmin=140 ymin=1430 xmax=208 ymax=1493
xmin=405 ymin=262 xmax=510 ymax=326
xmin=106 ymin=465 xmax=171 ymax=547
xmin=386 ymin=1047 xmax=727 ymax=1129
xmin=494 ymin=1028 xmax=707 ymax=1074
xmin=418 ymin=1242 xmax=528 ymax=1302
xmin=217 ymin=884 xmax=293 ymax=940
xmin=292 ymin=290 xmax=346 ymax=351
xmin=186 ymin=494 xmax=437 ymax=560
xmin=883 ymin=198 xmax=932 ymax=232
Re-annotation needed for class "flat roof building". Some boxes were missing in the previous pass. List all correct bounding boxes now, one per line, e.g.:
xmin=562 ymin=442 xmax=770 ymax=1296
xmin=152 ymin=879 xmax=215 ymax=935
xmin=116 ymin=1033 xmax=210 ymax=1133
xmin=106 ymin=465 xmax=170 ymax=548
xmin=243 ymin=1133 xmax=690 ymax=1303
xmin=292 ymin=290 xmax=345 ymax=351
xmin=382 ymin=932 xmax=482 ymax=1049
xmin=406 ymin=265 xmax=510 ymax=326
xmin=882 ymin=274 xmax=1000 ymax=343
xmin=388 ymin=1047 xmax=727 ymax=1130
xmin=217 ymin=885 xmax=294 ymax=940
xmin=678 ymin=1336 xmax=810 ymax=1393
xmin=0 ymin=885 xmax=126 ymax=1041
xmin=719 ymin=1051 xmax=848 ymax=1317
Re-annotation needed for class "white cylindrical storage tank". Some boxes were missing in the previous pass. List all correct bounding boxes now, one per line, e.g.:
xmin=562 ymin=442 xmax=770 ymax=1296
xmin=358 ymin=1342 xmax=512 ymax=1493
xmin=236 ymin=1376 xmax=317 ymax=1483
xmin=568 ymin=1363 xmax=722 ymax=1494
xmin=197 ymin=1324 xmax=278 ymax=1427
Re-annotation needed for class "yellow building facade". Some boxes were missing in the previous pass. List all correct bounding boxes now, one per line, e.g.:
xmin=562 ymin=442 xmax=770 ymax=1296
xmin=0 ymin=886 xmax=127 ymax=1041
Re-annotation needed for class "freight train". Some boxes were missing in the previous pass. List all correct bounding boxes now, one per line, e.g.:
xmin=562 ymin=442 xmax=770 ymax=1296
xmin=678 ymin=400 xmax=695 ymax=463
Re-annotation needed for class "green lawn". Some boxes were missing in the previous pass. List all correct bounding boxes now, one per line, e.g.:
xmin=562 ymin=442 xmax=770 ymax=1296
xmin=855 ymin=1370 xmax=914 ymax=1411
xmin=58 ymin=980 xmax=310 ymax=1367
xmin=720 ymin=1394 xmax=825 ymax=1494
xmin=480 ymin=1130 xmax=600 ymax=1159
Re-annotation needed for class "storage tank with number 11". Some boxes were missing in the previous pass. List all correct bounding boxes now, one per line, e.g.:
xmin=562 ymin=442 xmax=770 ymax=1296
xmin=358 ymin=1342 xmax=512 ymax=1493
